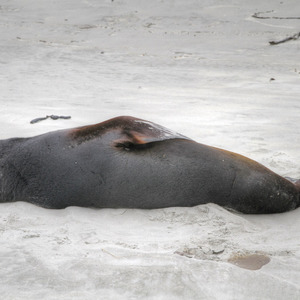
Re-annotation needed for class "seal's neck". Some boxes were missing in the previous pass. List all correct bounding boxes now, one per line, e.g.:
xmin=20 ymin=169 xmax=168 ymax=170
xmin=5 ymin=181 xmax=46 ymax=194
xmin=0 ymin=137 xmax=28 ymax=202
xmin=0 ymin=137 xmax=27 ymax=156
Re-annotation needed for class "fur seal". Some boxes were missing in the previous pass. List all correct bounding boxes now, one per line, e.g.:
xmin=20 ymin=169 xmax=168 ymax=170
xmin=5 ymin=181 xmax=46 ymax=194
xmin=0 ymin=116 xmax=299 ymax=213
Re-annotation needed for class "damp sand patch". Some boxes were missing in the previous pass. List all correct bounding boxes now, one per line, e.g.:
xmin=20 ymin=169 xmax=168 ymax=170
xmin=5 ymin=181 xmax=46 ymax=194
xmin=228 ymin=254 xmax=271 ymax=270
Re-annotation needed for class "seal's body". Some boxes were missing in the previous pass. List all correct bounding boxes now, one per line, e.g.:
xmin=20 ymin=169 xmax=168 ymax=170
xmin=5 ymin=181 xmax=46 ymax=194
xmin=0 ymin=116 xmax=299 ymax=213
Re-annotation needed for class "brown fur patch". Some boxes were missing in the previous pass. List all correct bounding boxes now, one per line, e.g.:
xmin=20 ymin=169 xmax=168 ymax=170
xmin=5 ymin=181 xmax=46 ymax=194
xmin=68 ymin=116 xmax=189 ymax=145
xmin=69 ymin=116 xmax=138 ymax=142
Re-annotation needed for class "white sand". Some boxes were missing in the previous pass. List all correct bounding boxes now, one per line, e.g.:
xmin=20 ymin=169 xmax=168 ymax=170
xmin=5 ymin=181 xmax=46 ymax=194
xmin=1 ymin=0 xmax=300 ymax=299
